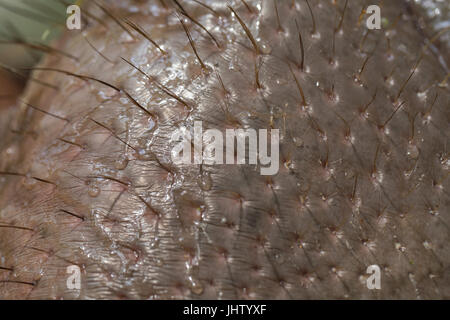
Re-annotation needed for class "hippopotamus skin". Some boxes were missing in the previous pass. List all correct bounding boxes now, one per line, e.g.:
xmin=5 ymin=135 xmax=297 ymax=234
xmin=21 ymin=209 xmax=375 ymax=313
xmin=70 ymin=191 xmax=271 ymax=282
xmin=0 ymin=0 xmax=449 ymax=299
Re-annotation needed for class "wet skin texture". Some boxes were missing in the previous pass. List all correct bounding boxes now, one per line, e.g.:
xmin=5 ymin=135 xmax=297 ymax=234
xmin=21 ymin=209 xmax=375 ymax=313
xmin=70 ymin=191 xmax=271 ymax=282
xmin=0 ymin=0 xmax=449 ymax=299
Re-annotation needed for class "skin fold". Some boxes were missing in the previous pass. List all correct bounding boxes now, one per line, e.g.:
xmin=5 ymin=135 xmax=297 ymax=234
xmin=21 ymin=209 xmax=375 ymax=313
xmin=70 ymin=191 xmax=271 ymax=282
xmin=0 ymin=0 xmax=449 ymax=299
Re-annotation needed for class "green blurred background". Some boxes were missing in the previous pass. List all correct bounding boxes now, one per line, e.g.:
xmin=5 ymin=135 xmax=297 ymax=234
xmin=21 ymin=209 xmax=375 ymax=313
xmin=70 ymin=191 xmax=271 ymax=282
xmin=0 ymin=0 xmax=77 ymax=68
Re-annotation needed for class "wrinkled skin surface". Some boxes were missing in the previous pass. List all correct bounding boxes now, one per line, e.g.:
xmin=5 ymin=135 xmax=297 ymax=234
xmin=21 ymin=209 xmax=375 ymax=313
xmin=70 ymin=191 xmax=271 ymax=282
xmin=0 ymin=0 xmax=449 ymax=299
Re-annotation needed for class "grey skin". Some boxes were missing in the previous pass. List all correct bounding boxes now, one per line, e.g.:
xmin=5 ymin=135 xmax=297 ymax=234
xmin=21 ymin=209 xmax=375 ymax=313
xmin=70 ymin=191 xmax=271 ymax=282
xmin=0 ymin=0 xmax=449 ymax=299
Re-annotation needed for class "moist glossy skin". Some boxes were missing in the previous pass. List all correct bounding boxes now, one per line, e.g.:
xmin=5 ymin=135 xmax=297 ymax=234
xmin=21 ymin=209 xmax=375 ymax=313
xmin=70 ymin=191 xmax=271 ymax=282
xmin=0 ymin=0 xmax=449 ymax=299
